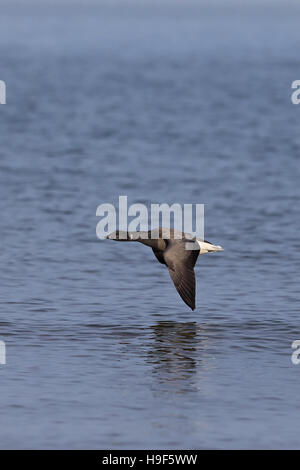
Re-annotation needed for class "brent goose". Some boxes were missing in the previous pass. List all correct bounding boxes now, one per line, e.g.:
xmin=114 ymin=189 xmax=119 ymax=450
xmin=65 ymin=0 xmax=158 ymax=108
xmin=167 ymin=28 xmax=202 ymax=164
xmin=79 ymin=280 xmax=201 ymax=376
xmin=106 ymin=228 xmax=223 ymax=310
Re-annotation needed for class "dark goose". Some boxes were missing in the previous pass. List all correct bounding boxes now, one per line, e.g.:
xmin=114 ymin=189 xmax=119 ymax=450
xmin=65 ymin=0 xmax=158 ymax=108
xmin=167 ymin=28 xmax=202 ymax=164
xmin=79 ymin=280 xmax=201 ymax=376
xmin=106 ymin=228 xmax=223 ymax=310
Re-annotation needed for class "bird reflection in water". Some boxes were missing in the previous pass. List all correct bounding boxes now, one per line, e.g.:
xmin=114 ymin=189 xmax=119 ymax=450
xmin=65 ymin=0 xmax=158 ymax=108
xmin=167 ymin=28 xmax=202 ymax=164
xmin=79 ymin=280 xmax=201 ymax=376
xmin=147 ymin=321 xmax=210 ymax=389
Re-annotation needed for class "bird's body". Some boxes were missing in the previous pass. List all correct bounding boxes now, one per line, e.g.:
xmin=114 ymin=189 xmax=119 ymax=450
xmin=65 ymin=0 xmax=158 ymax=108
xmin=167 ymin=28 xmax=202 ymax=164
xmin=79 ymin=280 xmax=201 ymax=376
xmin=106 ymin=228 xmax=223 ymax=310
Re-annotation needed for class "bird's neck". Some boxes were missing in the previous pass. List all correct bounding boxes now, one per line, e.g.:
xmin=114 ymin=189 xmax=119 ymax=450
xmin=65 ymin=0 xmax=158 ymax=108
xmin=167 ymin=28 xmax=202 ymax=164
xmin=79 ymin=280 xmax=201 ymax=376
xmin=127 ymin=231 xmax=163 ymax=249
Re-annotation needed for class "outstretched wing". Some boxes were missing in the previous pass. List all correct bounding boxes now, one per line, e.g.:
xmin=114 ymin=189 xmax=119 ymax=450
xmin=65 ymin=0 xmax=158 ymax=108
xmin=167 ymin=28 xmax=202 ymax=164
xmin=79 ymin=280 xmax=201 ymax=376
xmin=167 ymin=264 xmax=196 ymax=310
xmin=163 ymin=239 xmax=199 ymax=310
xmin=152 ymin=248 xmax=166 ymax=265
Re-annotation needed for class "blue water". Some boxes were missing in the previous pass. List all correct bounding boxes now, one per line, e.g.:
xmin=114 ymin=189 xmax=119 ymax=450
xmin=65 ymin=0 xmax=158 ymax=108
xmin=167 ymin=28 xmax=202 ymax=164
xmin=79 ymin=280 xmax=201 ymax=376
xmin=1 ymin=1 xmax=300 ymax=449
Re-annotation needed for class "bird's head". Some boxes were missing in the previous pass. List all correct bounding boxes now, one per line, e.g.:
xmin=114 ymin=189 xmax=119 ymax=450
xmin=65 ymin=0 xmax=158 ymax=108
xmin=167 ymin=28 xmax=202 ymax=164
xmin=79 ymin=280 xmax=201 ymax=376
xmin=106 ymin=230 xmax=133 ymax=241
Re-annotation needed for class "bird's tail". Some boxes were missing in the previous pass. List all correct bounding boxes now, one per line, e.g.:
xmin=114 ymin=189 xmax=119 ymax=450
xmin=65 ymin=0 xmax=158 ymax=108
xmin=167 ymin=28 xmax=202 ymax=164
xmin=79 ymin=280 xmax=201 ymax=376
xmin=196 ymin=240 xmax=223 ymax=254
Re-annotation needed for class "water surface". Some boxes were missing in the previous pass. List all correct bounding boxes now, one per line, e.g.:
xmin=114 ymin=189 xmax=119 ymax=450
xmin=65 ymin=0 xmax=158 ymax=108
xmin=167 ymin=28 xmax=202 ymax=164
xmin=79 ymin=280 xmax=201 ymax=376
xmin=0 ymin=2 xmax=300 ymax=449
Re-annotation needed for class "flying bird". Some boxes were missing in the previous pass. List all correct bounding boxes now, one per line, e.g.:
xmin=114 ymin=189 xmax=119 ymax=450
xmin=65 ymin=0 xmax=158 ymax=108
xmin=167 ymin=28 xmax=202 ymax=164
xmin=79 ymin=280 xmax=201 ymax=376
xmin=106 ymin=228 xmax=223 ymax=310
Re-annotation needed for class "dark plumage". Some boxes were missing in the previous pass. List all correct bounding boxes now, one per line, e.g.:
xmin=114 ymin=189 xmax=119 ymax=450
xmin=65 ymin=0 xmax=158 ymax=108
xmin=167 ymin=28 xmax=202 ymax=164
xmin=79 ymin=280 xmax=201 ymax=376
xmin=106 ymin=228 xmax=223 ymax=310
